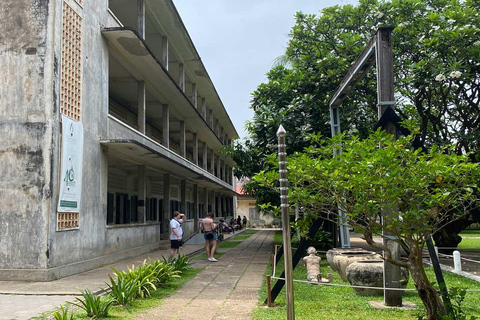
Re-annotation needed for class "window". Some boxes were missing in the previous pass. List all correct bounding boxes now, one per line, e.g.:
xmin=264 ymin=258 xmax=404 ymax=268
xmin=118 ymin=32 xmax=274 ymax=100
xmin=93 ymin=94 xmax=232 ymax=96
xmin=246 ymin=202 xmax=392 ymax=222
xmin=249 ymin=207 xmax=260 ymax=220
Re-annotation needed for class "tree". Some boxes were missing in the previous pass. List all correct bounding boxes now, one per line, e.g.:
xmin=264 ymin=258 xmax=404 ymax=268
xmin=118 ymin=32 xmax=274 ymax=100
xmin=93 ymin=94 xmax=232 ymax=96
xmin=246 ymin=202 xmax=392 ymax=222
xmin=254 ymin=130 xmax=480 ymax=319
xmin=232 ymin=0 xmax=480 ymax=246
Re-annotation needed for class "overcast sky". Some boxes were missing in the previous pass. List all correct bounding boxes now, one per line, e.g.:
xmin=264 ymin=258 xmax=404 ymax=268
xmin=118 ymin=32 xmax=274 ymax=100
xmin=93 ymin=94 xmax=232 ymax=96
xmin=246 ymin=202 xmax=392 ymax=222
xmin=172 ymin=0 xmax=358 ymax=138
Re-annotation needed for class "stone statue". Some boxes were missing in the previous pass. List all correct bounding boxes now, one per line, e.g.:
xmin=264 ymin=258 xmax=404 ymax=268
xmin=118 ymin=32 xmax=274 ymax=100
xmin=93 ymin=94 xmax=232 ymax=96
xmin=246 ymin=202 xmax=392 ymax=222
xmin=303 ymin=246 xmax=333 ymax=283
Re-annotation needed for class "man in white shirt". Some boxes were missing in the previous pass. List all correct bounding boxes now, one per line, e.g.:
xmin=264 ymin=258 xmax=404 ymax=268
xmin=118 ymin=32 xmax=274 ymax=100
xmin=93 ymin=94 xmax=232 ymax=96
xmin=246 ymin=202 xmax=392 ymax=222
xmin=170 ymin=211 xmax=186 ymax=259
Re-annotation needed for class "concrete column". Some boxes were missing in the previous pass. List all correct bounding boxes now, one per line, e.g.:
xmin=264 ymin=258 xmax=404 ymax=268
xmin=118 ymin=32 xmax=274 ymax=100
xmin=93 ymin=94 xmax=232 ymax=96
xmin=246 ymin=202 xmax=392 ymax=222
xmin=193 ymin=184 xmax=199 ymax=232
xmin=138 ymin=165 xmax=146 ymax=223
xmin=162 ymin=36 xmax=169 ymax=70
xmin=162 ymin=104 xmax=169 ymax=148
xmin=201 ymin=98 xmax=207 ymax=119
xmin=222 ymin=195 xmax=226 ymax=217
xmin=217 ymin=156 xmax=221 ymax=179
xmin=202 ymin=142 xmax=208 ymax=170
xmin=213 ymin=192 xmax=218 ymax=216
xmin=137 ymin=81 xmax=146 ymax=134
xmin=233 ymin=195 xmax=237 ymax=216
xmin=222 ymin=161 xmax=226 ymax=181
xmin=211 ymin=150 xmax=215 ymax=175
xmin=204 ymin=187 xmax=209 ymax=215
xmin=191 ymin=83 xmax=197 ymax=108
xmin=162 ymin=174 xmax=171 ymax=237
xmin=137 ymin=0 xmax=145 ymax=39
xmin=214 ymin=118 xmax=219 ymax=136
xmin=179 ymin=121 xmax=186 ymax=157
xmin=208 ymin=109 xmax=213 ymax=128
xmin=220 ymin=127 xmax=224 ymax=144
xmin=180 ymin=180 xmax=186 ymax=214
xmin=192 ymin=133 xmax=198 ymax=165
xmin=179 ymin=63 xmax=185 ymax=92
xmin=225 ymin=134 xmax=229 ymax=146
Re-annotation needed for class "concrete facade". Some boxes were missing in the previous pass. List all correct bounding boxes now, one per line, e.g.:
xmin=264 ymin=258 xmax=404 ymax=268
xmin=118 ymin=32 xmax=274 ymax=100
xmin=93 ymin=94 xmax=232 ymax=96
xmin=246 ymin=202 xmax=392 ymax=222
xmin=235 ymin=178 xmax=274 ymax=227
xmin=0 ymin=0 xmax=237 ymax=281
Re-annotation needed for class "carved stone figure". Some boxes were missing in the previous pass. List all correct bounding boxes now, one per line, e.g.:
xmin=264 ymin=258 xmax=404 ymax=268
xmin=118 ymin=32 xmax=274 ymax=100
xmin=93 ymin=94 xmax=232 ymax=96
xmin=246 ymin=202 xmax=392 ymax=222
xmin=303 ymin=246 xmax=333 ymax=283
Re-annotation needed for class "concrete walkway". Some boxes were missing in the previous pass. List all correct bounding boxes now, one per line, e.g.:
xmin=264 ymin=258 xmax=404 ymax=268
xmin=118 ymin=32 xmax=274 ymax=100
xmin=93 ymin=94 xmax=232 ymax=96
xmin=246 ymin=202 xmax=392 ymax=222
xmin=0 ymin=229 xmax=273 ymax=319
xmin=135 ymin=230 xmax=274 ymax=320
xmin=0 ymin=245 xmax=205 ymax=320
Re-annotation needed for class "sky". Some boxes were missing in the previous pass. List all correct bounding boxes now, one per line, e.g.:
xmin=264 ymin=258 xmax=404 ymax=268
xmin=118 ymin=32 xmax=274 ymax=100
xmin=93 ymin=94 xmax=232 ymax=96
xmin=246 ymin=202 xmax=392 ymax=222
xmin=172 ymin=0 xmax=358 ymax=138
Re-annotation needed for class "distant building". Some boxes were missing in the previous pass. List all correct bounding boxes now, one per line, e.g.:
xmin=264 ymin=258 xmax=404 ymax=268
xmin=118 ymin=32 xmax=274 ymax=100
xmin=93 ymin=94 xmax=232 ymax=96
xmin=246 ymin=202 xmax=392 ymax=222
xmin=0 ymin=0 xmax=237 ymax=281
xmin=235 ymin=178 xmax=274 ymax=227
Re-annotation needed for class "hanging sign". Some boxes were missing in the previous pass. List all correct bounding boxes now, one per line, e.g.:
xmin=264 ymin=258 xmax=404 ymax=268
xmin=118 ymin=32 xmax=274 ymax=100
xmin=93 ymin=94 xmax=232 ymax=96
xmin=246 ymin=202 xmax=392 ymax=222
xmin=58 ymin=115 xmax=84 ymax=212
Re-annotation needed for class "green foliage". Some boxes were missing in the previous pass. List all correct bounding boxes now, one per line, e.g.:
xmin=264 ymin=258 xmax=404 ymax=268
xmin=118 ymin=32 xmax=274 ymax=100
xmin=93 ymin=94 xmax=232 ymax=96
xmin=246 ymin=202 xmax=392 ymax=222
xmin=110 ymin=261 xmax=156 ymax=299
xmin=111 ymin=259 xmax=179 ymax=298
xmin=162 ymin=254 xmax=192 ymax=273
xmin=232 ymin=0 xmax=480 ymax=213
xmin=417 ymin=287 xmax=478 ymax=320
xmin=52 ymin=305 xmax=73 ymax=320
xmin=255 ymin=130 xmax=480 ymax=317
xmin=69 ymin=289 xmax=114 ymax=318
xmin=105 ymin=274 xmax=139 ymax=306
xmin=257 ymin=130 xmax=480 ymax=245
xmin=147 ymin=259 xmax=181 ymax=286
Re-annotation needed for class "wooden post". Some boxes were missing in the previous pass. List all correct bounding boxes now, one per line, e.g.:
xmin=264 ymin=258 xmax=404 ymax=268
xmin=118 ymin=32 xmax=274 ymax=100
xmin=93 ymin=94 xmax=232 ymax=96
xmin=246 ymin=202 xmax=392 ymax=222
xmin=267 ymin=275 xmax=272 ymax=307
xmin=376 ymin=27 xmax=402 ymax=307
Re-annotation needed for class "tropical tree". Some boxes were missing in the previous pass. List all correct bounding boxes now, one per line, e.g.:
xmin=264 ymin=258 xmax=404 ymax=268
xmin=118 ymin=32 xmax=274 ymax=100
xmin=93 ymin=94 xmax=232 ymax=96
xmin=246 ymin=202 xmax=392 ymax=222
xmin=254 ymin=130 xmax=480 ymax=319
xmin=231 ymin=0 xmax=480 ymax=246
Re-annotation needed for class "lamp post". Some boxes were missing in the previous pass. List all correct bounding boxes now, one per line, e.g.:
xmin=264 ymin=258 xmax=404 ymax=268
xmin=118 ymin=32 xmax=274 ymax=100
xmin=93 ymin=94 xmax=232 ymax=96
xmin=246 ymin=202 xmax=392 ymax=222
xmin=277 ymin=124 xmax=295 ymax=320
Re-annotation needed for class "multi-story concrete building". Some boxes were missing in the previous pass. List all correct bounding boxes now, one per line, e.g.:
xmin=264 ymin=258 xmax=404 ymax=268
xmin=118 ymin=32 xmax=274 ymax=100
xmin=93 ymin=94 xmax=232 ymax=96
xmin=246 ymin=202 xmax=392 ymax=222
xmin=0 ymin=0 xmax=237 ymax=281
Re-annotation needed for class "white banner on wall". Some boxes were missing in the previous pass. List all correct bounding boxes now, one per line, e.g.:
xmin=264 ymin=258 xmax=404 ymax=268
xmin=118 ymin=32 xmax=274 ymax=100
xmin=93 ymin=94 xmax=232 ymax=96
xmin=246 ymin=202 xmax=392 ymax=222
xmin=58 ymin=115 xmax=84 ymax=212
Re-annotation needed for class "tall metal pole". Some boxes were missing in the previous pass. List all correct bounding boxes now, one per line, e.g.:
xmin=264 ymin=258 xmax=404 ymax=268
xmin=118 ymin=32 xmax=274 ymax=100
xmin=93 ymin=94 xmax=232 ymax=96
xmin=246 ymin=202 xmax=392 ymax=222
xmin=277 ymin=125 xmax=295 ymax=320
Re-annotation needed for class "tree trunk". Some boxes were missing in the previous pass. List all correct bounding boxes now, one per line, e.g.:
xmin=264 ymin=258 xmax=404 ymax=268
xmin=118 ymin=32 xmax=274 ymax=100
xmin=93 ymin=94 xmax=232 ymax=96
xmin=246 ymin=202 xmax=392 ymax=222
xmin=409 ymin=247 xmax=446 ymax=320
xmin=433 ymin=212 xmax=474 ymax=254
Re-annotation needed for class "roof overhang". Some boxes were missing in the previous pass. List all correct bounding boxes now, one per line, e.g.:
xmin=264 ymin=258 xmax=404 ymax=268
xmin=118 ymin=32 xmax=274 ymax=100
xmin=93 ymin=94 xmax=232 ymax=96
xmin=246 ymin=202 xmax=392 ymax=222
xmin=101 ymin=139 xmax=235 ymax=194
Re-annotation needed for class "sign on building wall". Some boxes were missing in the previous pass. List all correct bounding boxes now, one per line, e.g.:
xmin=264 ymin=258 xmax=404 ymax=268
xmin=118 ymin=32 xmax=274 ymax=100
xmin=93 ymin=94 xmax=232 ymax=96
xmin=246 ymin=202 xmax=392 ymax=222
xmin=58 ymin=115 xmax=84 ymax=213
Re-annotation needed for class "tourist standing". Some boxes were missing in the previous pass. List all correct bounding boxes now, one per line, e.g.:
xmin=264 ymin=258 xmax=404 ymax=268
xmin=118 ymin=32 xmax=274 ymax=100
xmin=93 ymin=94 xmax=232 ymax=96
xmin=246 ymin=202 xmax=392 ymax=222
xmin=201 ymin=212 xmax=218 ymax=262
xmin=242 ymin=215 xmax=248 ymax=229
xmin=170 ymin=211 xmax=185 ymax=259
xmin=237 ymin=215 xmax=242 ymax=230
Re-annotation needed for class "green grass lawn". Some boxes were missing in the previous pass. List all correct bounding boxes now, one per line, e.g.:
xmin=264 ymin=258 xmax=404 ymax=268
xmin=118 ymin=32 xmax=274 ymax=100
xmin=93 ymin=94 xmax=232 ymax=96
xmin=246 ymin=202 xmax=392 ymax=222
xmin=64 ymin=268 xmax=203 ymax=319
xmin=218 ymin=240 xmax=241 ymax=249
xmin=254 ymin=240 xmax=480 ymax=319
xmin=459 ymin=229 xmax=480 ymax=237
xmin=458 ymin=229 xmax=480 ymax=250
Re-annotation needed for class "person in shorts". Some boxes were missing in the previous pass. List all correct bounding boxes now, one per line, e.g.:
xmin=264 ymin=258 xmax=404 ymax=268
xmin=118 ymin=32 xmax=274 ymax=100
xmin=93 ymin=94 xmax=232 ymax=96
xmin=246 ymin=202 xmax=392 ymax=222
xmin=201 ymin=212 xmax=218 ymax=262
xmin=170 ymin=211 xmax=185 ymax=259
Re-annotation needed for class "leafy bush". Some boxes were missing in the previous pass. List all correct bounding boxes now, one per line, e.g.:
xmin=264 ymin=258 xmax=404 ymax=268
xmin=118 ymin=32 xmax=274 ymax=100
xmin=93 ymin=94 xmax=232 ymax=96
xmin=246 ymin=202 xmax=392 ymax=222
xmin=110 ymin=261 xmax=156 ymax=298
xmin=149 ymin=259 xmax=180 ymax=285
xmin=163 ymin=254 xmax=192 ymax=273
xmin=442 ymin=287 xmax=478 ymax=320
xmin=52 ymin=305 xmax=73 ymax=320
xmin=105 ymin=274 xmax=139 ymax=305
xmin=69 ymin=289 xmax=114 ymax=318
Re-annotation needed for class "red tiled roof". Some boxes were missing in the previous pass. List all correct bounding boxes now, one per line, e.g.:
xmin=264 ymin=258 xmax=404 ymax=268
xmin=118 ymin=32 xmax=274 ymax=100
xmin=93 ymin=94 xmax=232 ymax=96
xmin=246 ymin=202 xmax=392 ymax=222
xmin=235 ymin=186 xmax=245 ymax=195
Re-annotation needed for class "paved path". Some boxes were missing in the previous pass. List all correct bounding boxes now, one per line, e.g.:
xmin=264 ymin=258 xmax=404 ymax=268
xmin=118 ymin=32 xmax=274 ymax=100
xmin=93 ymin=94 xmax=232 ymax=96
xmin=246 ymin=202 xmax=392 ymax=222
xmin=135 ymin=230 xmax=274 ymax=320
xmin=0 ymin=245 xmax=204 ymax=320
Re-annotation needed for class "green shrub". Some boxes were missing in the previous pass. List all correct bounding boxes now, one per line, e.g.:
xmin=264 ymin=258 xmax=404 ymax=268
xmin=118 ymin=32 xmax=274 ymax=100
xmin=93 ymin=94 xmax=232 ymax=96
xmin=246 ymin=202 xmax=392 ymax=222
xmin=69 ymin=289 xmax=114 ymax=318
xmin=149 ymin=259 xmax=180 ymax=286
xmin=163 ymin=254 xmax=192 ymax=273
xmin=105 ymin=274 xmax=139 ymax=305
xmin=110 ymin=261 xmax=157 ymax=298
xmin=52 ymin=305 xmax=73 ymax=320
